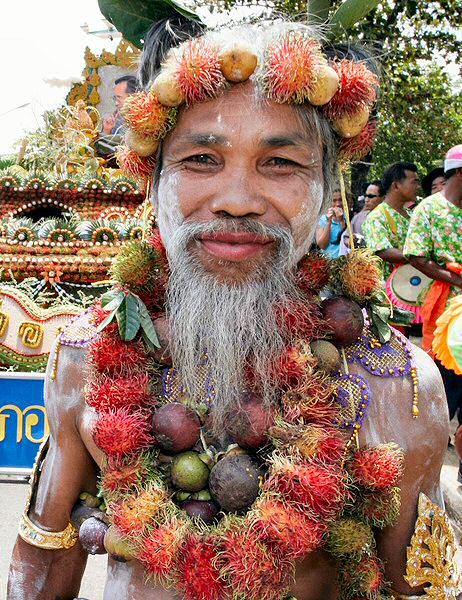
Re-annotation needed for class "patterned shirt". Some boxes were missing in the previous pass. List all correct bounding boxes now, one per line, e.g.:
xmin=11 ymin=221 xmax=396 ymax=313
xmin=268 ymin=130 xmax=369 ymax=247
xmin=363 ymin=203 xmax=411 ymax=280
xmin=404 ymin=192 xmax=462 ymax=299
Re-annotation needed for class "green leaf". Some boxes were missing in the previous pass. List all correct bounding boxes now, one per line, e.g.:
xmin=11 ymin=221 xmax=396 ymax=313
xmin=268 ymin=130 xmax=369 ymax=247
xmin=116 ymin=294 xmax=141 ymax=341
xmin=389 ymin=307 xmax=415 ymax=325
xmin=98 ymin=0 xmax=201 ymax=49
xmin=307 ymin=0 xmax=332 ymax=22
xmin=370 ymin=310 xmax=392 ymax=343
xmin=96 ymin=308 xmax=118 ymax=333
xmin=327 ymin=0 xmax=379 ymax=36
xmin=100 ymin=287 xmax=123 ymax=309
xmin=138 ymin=298 xmax=161 ymax=349
xmin=102 ymin=292 xmax=125 ymax=314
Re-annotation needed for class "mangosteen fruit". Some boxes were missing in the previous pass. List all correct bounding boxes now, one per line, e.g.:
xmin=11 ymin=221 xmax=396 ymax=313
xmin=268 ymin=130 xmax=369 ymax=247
xmin=78 ymin=517 xmax=108 ymax=555
xmin=152 ymin=402 xmax=201 ymax=453
xmin=310 ymin=340 xmax=341 ymax=373
xmin=181 ymin=499 xmax=219 ymax=524
xmin=171 ymin=451 xmax=210 ymax=492
xmin=321 ymin=297 xmax=364 ymax=347
xmin=226 ymin=394 xmax=275 ymax=449
xmin=103 ymin=525 xmax=133 ymax=562
xmin=209 ymin=454 xmax=262 ymax=512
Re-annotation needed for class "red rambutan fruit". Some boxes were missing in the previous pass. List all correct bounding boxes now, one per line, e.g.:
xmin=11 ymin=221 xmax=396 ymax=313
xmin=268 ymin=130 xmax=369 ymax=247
xmin=221 ymin=528 xmax=292 ymax=600
xmin=296 ymin=252 xmax=331 ymax=294
xmin=137 ymin=519 xmax=184 ymax=581
xmin=100 ymin=453 xmax=153 ymax=497
xmin=359 ymin=487 xmax=401 ymax=529
xmin=93 ymin=407 xmax=154 ymax=457
xmin=281 ymin=375 xmax=339 ymax=425
xmin=116 ymin=145 xmax=157 ymax=181
xmin=177 ymin=535 xmax=225 ymax=600
xmin=264 ymin=34 xmax=323 ymax=103
xmin=121 ymin=92 xmax=176 ymax=138
xmin=332 ymin=249 xmax=382 ymax=305
xmin=351 ymin=444 xmax=404 ymax=491
xmin=266 ymin=461 xmax=345 ymax=519
xmin=110 ymin=483 xmax=167 ymax=537
xmin=87 ymin=333 xmax=150 ymax=376
xmin=252 ymin=498 xmax=326 ymax=559
xmin=274 ymin=299 xmax=324 ymax=341
xmin=324 ymin=60 xmax=378 ymax=120
xmin=86 ymin=372 xmax=152 ymax=412
xmin=341 ymin=556 xmax=385 ymax=596
xmin=295 ymin=425 xmax=345 ymax=464
xmin=89 ymin=301 xmax=117 ymax=332
xmin=148 ymin=229 xmax=168 ymax=267
xmin=339 ymin=120 xmax=377 ymax=163
xmin=272 ymin=341 xmax=316 ymax=389
xmin=176 ymin=39 xmax=226 ymax=104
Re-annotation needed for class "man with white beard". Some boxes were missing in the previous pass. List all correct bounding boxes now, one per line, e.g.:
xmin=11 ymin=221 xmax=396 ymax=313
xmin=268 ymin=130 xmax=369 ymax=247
xmin=8 ymin=17 xmax=460 ymax=600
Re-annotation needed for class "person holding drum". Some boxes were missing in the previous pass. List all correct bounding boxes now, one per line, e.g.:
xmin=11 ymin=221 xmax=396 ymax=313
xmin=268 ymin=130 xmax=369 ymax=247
xmin=404 ymin=144 xmax=462 ymax=483
xmin=363 ymin=162 xmax=425 ymax=328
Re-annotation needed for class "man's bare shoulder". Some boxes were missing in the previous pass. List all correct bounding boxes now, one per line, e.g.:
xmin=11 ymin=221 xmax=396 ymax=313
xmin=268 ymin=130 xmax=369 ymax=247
xmin=44 ymin=310 xmax=95 ymax=426
xmin=359 ymin=341 xmax=449 ymax=452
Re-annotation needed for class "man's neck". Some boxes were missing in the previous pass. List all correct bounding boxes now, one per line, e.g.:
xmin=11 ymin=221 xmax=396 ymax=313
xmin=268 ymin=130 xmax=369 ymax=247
xmin=442 ymin=184 xmax=462 ymax=209
xmin=384 ymin=194 xmax=407 ymax=215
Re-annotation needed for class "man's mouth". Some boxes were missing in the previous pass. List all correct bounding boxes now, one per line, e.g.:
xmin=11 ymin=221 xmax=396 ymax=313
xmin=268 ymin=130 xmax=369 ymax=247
xmin=197 ymin=231 xmax=275 ymax=262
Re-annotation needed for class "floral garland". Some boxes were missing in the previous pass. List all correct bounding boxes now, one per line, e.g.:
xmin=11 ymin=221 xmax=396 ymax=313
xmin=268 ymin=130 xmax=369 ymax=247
xmin=83 ymin=236 xmax=409 ymax=600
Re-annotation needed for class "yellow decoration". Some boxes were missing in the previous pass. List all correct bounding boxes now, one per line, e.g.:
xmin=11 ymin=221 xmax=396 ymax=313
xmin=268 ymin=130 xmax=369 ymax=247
xmin=0 ymin=404 xmax=49 ymax=443
xmin=0 ymin=311 xmax=9 ymax=336
xmin=433 ymin=295 xmax=462 ymax=375
xmin=67 ymin=39 xmax=140 ymax=107
xmin=18 ymin=322 xmax=44 ymax=349
xmin=404 ymin=493 xmax=461 ymax=599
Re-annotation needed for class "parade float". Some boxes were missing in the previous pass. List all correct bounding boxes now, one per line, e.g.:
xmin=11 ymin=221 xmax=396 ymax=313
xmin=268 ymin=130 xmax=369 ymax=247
xmin=0 ymin=39 xmax=151 ymax=472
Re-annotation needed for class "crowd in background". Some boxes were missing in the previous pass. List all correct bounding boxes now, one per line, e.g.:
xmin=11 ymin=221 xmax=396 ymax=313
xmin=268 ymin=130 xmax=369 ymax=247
xmin=316 ymin=147 xmax=462 ymax=483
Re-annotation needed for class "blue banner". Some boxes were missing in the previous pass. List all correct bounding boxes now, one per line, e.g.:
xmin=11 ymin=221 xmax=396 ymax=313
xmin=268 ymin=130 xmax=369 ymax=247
xmin=0 ymin=373 xmax=48 ymax=470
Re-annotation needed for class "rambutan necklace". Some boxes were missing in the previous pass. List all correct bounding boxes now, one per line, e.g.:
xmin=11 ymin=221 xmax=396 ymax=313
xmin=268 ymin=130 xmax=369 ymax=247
xmin=77 ymin=235 xmax=415 ymax=600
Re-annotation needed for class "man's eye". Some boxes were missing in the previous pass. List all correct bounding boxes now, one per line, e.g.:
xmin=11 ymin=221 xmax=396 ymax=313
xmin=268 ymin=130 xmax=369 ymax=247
xmin=184 ymin=154 xmax=216 ymax=165
xmin=267 ymin=157 xmax=297 ymax=167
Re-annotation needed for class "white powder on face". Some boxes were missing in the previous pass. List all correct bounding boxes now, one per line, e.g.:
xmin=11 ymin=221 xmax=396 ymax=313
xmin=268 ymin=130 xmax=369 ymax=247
xmin=155 ymin=172 xmax=185 ymax=251
xmin=290 ymin=178 xmax=324 ymax=262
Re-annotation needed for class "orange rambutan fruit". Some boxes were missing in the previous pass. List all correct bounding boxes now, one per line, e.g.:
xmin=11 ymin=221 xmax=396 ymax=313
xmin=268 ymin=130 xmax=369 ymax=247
xmin=264 ymin=34 xmax=323 ymax=103
xmin=359 ymin=487 xmax=401 ymax=529
xmin=116 ymin=146 xmax=157 ymax=181
xmin=100 ymin=452 xmax=154 ymax=497
xmin=137 ymin=518 xmax=185 ymax=582
xmin=110 ymin=482 xmax=167 ymax=537
xmin=266 ymin=460 xmax=345 ymax=519
xmin=339 ymin=120 xmax=377 ymax=163
xmin=86 ymin=372 xmax=152 ymax=412
xmin=272 ymin=341 xmax=316 ymax=389
xmin=252 ymin=498 xmax=326 ymax=559
xmin=281 ymin=382 xmax=339 ymax=426
xmin=220 ymin=527 xmax=292 ymax=600
xmin=296 ymin=252 xmax=331 ymax=294
xmin=341 ymin=556 xmax=385 ymax=596
xmin=176 ymin=39 xmax=226 ymax=104
xmin=324 ymin=60 xmax=378 ymax=120
xmin=93 ymin=407 xmax=154 ymax=457
xmin=121 ymin=92 xmax=176 ymax=138
xmin=333 ymin=249 xmax=382 ymax=304
xmin=351 ymin=444 xmax=404 ymax=491
xmin=177 ymin=535 xmax=225 ymax=600
xmin=88 ymin=331 xmax=150 ymax=375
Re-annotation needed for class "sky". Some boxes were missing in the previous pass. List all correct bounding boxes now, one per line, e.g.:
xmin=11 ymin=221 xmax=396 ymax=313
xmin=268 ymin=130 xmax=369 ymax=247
xmin=0 ymin=0 xmax=118 ymax=154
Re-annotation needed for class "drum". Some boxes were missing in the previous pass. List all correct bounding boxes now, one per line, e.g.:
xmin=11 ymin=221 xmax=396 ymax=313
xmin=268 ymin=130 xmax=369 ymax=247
xmin=386 ymin=264 xmax=432 ymax=324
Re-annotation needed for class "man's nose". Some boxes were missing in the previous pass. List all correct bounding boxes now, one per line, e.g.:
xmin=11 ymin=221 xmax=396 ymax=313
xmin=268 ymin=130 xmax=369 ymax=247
xmin=208 ymin=170 xmax=267 ymax=217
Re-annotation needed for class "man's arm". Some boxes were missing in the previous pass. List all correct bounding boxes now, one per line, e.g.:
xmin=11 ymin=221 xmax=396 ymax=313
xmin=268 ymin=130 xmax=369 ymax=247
xmin=408 ymin=255 xmax=462 ymax=288
xmin=366 ymin=347 xmax=451 ymax=596
xmin=376 ymin=247 xmax=407 ymax=264
xmin=8 ymin=342 xmax=99 ymax=600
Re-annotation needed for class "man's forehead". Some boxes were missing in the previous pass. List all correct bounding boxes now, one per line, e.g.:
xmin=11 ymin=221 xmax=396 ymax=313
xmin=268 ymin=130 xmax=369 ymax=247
xmin=170 ymin=130 xmax=315 ymax=148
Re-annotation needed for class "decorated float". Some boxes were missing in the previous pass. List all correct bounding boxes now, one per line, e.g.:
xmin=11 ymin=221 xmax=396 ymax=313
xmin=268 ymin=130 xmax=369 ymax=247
xmin=0 ymin=39 xmax=153 ymax=472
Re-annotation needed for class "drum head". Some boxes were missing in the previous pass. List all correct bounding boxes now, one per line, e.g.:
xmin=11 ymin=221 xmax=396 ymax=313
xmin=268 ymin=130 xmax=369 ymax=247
xmin=389 ymin=264 xmax=432 ymax=306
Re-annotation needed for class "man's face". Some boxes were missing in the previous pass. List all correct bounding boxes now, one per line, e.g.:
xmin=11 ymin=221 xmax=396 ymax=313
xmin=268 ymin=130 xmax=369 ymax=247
xmin=364 ymin=184 xmax=382 ymax=210
xmin=157 ymin=82 xmax=325 ymax=283
xmin=431 ymin=176 xmax=445 ymax=195
xmin=114 ymin=81 xmax=129 ymax=110
xmin=397 ymin=169 xmax=420 ymax=203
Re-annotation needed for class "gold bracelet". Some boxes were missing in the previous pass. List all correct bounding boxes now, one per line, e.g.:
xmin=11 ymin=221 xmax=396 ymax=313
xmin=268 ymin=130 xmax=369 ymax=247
xmin=19 ymin=511 xmax=78 ymax=550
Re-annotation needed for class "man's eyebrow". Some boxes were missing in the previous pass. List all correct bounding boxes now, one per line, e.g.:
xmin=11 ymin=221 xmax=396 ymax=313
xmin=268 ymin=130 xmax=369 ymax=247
xmin=260 ymin=133 xmax=310 ymax=147
xmin=174 ymin=133 xmax=229 ymax=146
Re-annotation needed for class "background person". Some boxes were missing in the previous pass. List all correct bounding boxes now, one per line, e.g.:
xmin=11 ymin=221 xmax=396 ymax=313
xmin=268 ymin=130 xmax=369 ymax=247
xmin=101 ymin=75 xmax=138 ymax=135
xmin=339 ymin=180 xmax=383 ymax=254
xmin=315 ymin=189 xmax=346 ymax=258
xmin=421 ymin=166 xmax=445 ymax=198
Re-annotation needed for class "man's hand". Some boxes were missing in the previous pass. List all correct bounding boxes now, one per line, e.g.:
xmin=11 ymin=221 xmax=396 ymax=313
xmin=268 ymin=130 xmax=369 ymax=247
xmin=102 ymin=114 xmax=116 ymax=134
